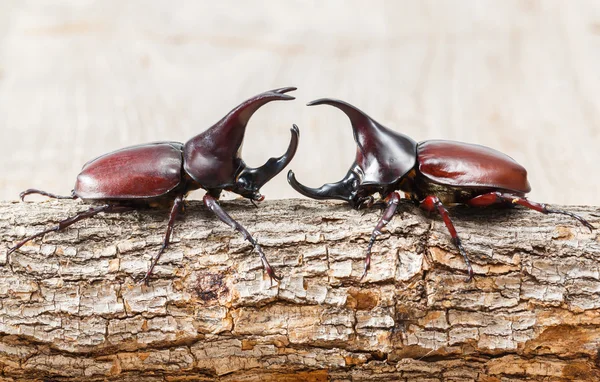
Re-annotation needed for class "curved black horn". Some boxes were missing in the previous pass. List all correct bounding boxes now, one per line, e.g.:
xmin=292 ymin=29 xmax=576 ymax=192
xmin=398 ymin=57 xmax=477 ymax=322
xmin=226 ymin=87 xmax=297 ymax=141
xmin=238 ymin=124 xmax=300 ymax=191
xmin=183 ymin=87 xmax=296 ymax=189
xmin=287 ymin=169 xmax=358 ymax=202
xmin=307 ymin=98 xmax=368 ymax=116
xmin=306 ymin=97 xmax=417 ymax=186
xmin=307 ymin=98 xmax=374 ymax=144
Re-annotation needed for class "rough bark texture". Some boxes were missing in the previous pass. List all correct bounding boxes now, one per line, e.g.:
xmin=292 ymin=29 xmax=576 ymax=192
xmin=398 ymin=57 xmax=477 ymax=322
xmin=0 ymin=199 xmax=599 ymax=381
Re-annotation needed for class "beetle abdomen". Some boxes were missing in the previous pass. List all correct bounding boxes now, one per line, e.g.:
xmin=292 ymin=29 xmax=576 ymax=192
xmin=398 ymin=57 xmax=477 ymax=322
xmin=75 ymin=142 xmax=184 ymax=200
xmin=417 ymin=140 xmax=531 ymax=193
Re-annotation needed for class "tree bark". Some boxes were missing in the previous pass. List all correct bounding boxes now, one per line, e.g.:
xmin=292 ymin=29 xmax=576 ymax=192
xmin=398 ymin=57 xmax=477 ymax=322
xmin=0 ymin=199 xmax=599 ymax=381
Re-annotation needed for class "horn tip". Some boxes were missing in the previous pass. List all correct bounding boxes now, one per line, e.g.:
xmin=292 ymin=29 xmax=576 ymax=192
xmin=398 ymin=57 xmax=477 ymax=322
xmin=291 ymin=124 xmax=300 ymax=136
xmin=287 ymin=170 xmax=300 ymax=185
xmin=306 ymin=98 xmax=342 ymax=107
xmin=287 ymin=170 xmax=305 ymax=191
xmin=272 ymin=86 xmax=297 ymax=94
xmin=306 ymin=99 xmax=325 ymax=106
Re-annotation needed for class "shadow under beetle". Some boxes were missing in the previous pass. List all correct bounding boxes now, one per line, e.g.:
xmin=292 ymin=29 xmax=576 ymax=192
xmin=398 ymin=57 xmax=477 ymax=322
xmin=9 ymin=87 xmax=299 ymax=283
xmin=288 ymin=98 xmax=594 ymax=280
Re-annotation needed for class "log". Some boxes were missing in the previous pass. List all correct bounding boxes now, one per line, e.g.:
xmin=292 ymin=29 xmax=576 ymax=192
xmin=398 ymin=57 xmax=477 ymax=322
xmin=0 ymin=199 xmax=599 ymax=381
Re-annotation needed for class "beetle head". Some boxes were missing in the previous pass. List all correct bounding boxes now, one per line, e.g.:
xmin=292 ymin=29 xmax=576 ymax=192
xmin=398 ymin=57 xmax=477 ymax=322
xmin=183 ymin=87 xmax=299 ymax=199
xmin=287 ymin=98 xmax=417 ymax=208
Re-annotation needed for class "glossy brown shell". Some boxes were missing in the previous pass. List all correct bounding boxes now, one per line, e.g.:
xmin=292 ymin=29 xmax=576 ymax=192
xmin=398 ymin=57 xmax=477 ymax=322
xmin=74 ymin=142 xmax=183 ymax=200
xmin=417 ymin=140 xmax=531 ymax=193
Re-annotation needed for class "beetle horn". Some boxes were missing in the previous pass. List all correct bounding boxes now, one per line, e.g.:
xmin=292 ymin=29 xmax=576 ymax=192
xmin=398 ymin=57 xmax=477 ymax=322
xmin=306 ymin=97 xmax=417 ymax=186
xmin=306 ymin=98 xmax=376 ymax=146
xmin=236 ymin=124 xmax=300 ymax=193
xmin=287 ymin=169 xmax=359 ymax=203
xmin=183 ymin=87 xmax=297 ymax=189
xmin=218 ymin=86 xmax=297 ymax=153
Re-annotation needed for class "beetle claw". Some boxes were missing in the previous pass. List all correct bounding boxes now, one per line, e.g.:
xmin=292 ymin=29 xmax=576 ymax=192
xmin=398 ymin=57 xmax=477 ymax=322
xmin=357 ymin=196 xmax=375 ymax=210
xmin=466 ymin=268 xmax=474 ymax=283
xmin=251 ymin=242 xmax=282 ymax=285
xmin=265 ymin=265 xmax=283 ymax=285
xmin=245 ymin=234 xmax=281 ymax=284
xmin=257 ymin=251 xmax=282 ymax=285
xmin=452 ymin=237 xmax=474 ymax=283
xmin=360 ymin=259 xmax=370 ymax=282
xmin=138 ymin=275 xmax=151 ymax=287
xmin=580 ymin=219 xmax=595 ymax=233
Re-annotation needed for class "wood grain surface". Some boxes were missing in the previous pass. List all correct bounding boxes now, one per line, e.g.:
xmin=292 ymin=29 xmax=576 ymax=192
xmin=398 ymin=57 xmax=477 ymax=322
xmin=0 ymin=1 xmax=599 ymax=205
xmin=0 ymin=199 xmax=599 ymax=380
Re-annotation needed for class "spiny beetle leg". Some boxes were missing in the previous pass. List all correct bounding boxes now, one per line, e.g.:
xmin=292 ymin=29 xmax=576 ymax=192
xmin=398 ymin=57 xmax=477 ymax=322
xmin=8 ymin=204 xmax=132 ymax=256
xmin=467 ymin=192 xmax=594 ymax=232
xmin=20 ymin=188 xmax=77 ymax=201
xmin=141 ymin=194 xmax=184 ymax=286
xmin=248 ymin=239 xmax=279 ymax=287
xmin=203 ymin=194 xmax=281 ymax=283
xmin=420 ymin=195 xmax=473 ymax=282
xmin=362 ymin=192 xmax=401 ymax=280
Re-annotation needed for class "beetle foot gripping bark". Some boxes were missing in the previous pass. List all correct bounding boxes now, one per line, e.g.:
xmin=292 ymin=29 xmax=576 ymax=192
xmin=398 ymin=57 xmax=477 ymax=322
xmin=362 ymin=192 xmax=401 ymax=280
xmin=141 ymin=194 xmax=185 ymax=285
xmin=544 ymin=208 xmax=594 ymax=232
xmin=7 ymin=204 xmax=133 ymax=256
xmin=203 ymin=194 xmax=281 ymax=283
xmin=467 ymin=191 xmax=595 ymax=232
xmin=19 ymin=188 xmax=77 ymax=201
xmin=420 ymin=195 xmax=474 ymax=282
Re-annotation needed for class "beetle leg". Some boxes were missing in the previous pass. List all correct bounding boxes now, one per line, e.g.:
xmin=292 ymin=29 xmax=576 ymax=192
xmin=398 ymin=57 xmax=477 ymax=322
xmin=20 ymin=189 xmax=77 ymax=201
xmin=141 ymin=194 xmax=184 ymax=285
xmin=357 ymin=196 xmax=375 ymax=210
xmin=467 ymin=192 xmax=594 ymax=232
xmin=420 ymin=195 xmax=473 ymax=281
xmin=8 ymin=204 xmax=131 ymax=255
xmin=203 ymin=194 xmax=281 ymax=283
xmin=362 ymin=192 xmax=400 ymax=280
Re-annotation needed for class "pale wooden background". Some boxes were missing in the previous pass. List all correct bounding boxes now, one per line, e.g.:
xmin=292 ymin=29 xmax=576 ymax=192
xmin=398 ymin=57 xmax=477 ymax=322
xmin=0 ymin=0 xmax=598 ymax=205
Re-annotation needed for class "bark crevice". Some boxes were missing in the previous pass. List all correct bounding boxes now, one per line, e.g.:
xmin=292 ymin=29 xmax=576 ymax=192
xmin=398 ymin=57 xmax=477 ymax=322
xmin=0 ymin=199 xmax=599 ymax=381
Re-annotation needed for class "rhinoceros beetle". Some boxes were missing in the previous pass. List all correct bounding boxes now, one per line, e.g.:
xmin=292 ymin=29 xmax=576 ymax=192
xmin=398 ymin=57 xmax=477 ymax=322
xmin=288 ymin=98 xmax=594 ymax=280
xmin=9 ymin=87 xmax=299 ymax=283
